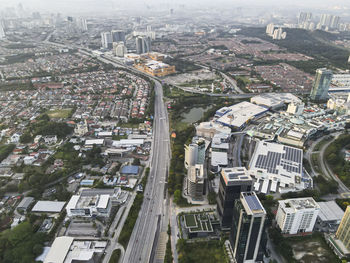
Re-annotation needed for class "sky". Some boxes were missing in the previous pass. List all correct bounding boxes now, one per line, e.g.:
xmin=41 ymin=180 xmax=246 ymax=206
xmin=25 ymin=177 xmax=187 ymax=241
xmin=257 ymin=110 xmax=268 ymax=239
xmin=1 ymin=0 xmax=350 ymax=13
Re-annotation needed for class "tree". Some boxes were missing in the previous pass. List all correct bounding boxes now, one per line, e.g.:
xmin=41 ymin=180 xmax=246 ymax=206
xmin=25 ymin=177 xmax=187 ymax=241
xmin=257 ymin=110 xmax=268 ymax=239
xmin=174 ymin=190 xmax=181 ymax=204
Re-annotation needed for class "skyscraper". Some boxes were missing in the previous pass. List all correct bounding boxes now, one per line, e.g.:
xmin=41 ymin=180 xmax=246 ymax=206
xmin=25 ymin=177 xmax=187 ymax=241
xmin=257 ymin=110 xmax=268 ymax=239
xmin=310 ymin=68 xmax=333 ymax=101
xmin=336 ymin=206 xmax=350 ymax=250
xmin=298 ymin=12 xmax=312 ymax=25
xmin=111 ymin=30 xmax=125 ymax=43
xmin=217 ymin=167 xmax=253 ymax=229
xmin=266 ymin=23 xmax=274 ymax=36
xmin=229 ymin=192 xmax=267 ymax=263
xmin=0 ymin=24 xmax=5 ymax=39
xmin=113 ymin=42 xmax=127 ymax=57
xmin=135 ymin=36 xmax=151 ymax=54
xmin=76 ymin=18 xmax=88 ymax=32
xmin=101 ymin=32 xmax=112 ymax=49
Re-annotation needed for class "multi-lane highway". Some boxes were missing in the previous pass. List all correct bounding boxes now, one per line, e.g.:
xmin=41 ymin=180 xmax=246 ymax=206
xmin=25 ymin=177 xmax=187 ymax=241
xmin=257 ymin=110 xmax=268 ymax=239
xmin=122 ymin=80 xmax=170 ymax=262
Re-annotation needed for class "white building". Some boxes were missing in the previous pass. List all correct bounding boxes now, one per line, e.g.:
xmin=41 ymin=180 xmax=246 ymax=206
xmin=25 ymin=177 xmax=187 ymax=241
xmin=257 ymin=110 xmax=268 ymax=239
xmin=44 ymin=236 xmax=107 ymax=263
xmin=66 ymin=194 xmax=112 ymax=217
xmin=251 ymin=93 xmax=301 ymax=109
xmin=0 ymin=24 xmax=5 ymax=39
xmin=101 ymin=32 xmax=112 ymax=49
xmin=276 ymin=197 xmax=320 ymax=235
xmin=113 ymin=42 xmax=127 ymax=57
xmin=184 ymin=143 xmax=198 ymax=169
xmin=266 ymin=23 xmax=275 ymax=36
xmin=186 ymin=164 xmax=204 ymax=200
xmin=215 ymin=101 xmax=268 ymax=130
xmin=74 ymin=121 xmax=88 ymax=136
xmin=287 ymin=102 xmax=305 ymax=115
xmin=32 ymin=201 xmax=66 ymax=213
xmin=249 ymin=141 xmax=309 ymax=193
xmin=196 ymin=121 xmax=231 ymax=139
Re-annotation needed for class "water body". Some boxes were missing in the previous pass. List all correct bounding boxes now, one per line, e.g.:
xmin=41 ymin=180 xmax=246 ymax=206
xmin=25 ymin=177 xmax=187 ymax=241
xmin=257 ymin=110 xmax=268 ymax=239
xmin=182 ymin=105 xmax=213 ymax=123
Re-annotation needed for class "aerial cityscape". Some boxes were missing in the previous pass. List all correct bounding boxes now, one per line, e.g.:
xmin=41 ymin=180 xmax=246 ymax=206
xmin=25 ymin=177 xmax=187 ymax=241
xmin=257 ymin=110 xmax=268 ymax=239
xmin=1 ymin=0 xmax=350 ymax=263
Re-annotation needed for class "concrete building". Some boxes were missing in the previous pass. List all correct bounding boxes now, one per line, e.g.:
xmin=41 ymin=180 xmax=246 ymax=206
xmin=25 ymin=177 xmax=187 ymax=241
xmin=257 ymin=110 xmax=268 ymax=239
xmin=272 ymin=27 xmax=287 ymax=40
xmin=186 ymin=164 xmax=205 ymax=200
xmin=249 ymin=141 xmax=310 ymax=193
xmin=195 ymin=121 xmax=231 ymax=139
xmin=136 ymin=36 xmax=151 ymax=54
xmin=217 ymin=167 xmax=253 ymax=229
xmin=66 ymin=193 xmax=112 ymax=217
xmin=215 ymin=102 xmax=268 ymax=130
xmin=134 ymin=60 xmax=175 ymax=77
xmin=0 ymin=24 xmax=5 ymax=39
xmin=287 ymin=102 xmax=305 ymax=115
xmin=310 ymin=68 xmax=333 ymax=101
xmin=16 ymin=197 xmax=34 ymax=213
xmin=113 ymin=42 xmax=127 ymax=57
xmin=101 ymin=32 xmax=112 ymax=49
xmin=266 ymin=23 xmax=275 ymax=36
xmin=111 ymin=30 xmax=125 ymax=43
xmin=316 ymin=201 xmax=344 ymax=232
xmin=276 ymin=197 xmax=320 ymax=235
xmin=32 ymin=201 xmax=66 ymax=213
xmin=250 ymin=93 xmax=301 ymax=110
xmin=44 ymin=236 xmax=107 ymax=263
xmin=229 ymin=192 xmax=266 ymax=263
xmin=184 ymin=143 xmax=199 ymax=169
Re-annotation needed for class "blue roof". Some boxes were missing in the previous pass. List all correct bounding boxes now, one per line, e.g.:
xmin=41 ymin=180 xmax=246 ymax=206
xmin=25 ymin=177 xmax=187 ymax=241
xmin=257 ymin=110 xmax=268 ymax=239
xmin=80 ymin=179 xmax=94 ymax=186
xmin=121 ymin=165 xmax=139 ymax=174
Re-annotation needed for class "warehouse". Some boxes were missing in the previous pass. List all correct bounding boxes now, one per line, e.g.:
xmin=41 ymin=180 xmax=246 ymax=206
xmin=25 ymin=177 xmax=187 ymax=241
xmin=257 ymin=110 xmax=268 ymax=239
xmin=32 ymin=201 xmax=66 ymax=213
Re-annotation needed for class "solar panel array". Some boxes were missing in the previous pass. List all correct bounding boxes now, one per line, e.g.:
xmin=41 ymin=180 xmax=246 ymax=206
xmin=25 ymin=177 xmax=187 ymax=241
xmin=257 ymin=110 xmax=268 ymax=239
xmin=244 ymin=193 xmax=263 ymax=211
xmin=255 ymin=152 xmax=281 ymax=174
xmin=254 ymin=145 xmax=302 ymax=175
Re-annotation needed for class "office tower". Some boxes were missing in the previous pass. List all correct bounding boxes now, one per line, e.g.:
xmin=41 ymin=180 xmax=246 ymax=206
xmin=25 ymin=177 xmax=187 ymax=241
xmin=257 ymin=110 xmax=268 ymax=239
xmin=111 ymin=30 xmax=125 ymax=43
xmin=113 ymin=42 xmax=127 ymax=57
xmin=135 ymin=36 xmax=151 ymax=54
xmin=276 ymin=197 xmax=320 ymax=235
xmin=147 ymin=25 xmax=152 ymax=32
xmin=230 ymin=192 xmax=267 ymax=263
xmin=186 ymin=164 xmax=204 ymax=200
xmin=184 ymin=143 xmax=198 ymax=169
xmin=101 ymin=32 xmax=112 ymax=49
xmin=336 ymin=206 xmax=350 ymax=250
xmin=310 ymin=68 xmax=333 ymax=101
xmin=217 ymin=167 xmax=253 ymax=229
xmin=266 ymin=23 xmax=274 ymax=36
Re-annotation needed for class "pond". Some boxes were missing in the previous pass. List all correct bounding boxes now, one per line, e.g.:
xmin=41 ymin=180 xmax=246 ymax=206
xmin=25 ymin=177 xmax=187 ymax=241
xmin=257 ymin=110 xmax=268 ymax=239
xmin=181 ymin=105 xmax=213 ymax=123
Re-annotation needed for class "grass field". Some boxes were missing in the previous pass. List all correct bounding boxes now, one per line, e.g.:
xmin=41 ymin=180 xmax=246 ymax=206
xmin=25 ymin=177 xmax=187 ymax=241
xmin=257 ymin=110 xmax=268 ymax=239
xmin=47 ymin=108 xmax=72 ymax=118
xmin=184 ymin=214 xmax=197 ymax=228
xmin=178 ymin=240 xmax=227 ymax=263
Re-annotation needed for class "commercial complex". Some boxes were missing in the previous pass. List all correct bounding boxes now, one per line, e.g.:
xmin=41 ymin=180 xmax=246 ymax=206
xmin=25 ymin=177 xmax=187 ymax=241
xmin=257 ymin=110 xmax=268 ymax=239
xmin=32 ymin=201 xmax=66 ymax=213
xmin=134 ymin=60 xmax=175 ymax=77
xmin=215 ymin=101 xmax=268 ymax=130
xmin=250 ymin=93 xmax=301 ymax=109
xmin=276 ymin=197 xmax=320 ymax=235
xmin=229 ymin=192 xmax=267 ymax=263
xmin=310 ymin=68 xmax=333 ymax=101
xmin=195 ymin=121 xmax=231 ymax=139
xmin=217 ymin=167 xmax=253 ymax=228
xmin=249 ymin=141 xmax=311 ymax=193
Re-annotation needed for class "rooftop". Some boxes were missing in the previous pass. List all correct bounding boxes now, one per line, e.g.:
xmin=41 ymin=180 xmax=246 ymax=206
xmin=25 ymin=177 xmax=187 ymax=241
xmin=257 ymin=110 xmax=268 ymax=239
xmin=317 ymin=201 xmax=344 ymax=222
xmin=279 ymin=197 xmax=319 ymax=212
xmin=221 ymin=167 xmax=252 ymax=185
xmin=32 ymin=201 xmax=66 ymax=213
xmin=241 ymin=192 xmax=266 ymax=215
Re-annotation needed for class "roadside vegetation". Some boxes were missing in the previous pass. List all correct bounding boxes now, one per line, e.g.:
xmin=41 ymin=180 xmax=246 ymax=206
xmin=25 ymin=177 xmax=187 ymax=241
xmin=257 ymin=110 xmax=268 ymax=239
xmin=109 ymin=249 xmax=121 ymax=263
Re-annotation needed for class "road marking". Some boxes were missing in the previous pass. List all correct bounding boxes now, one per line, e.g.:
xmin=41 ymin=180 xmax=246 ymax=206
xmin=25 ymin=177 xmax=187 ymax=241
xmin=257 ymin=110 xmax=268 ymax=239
xmin=155 ymin=232 xmax=168 ymax=260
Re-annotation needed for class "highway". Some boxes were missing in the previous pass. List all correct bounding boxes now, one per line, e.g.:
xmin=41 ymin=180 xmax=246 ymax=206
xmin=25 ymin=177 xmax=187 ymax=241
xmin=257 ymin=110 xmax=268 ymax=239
xmin=122 ymin=79 xmax=170 ymax=262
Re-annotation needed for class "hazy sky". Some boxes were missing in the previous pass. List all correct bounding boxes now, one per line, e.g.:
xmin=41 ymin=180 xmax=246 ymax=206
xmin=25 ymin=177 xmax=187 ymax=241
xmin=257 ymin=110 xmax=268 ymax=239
xmin=1 ymin=0 xmax=350 ymax=13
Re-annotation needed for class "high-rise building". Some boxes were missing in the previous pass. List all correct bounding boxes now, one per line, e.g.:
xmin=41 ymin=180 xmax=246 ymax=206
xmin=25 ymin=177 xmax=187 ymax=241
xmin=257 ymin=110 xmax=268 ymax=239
xmin=113 ymin=42 xmax=127 ymax=57
xmin=111 ymin=30 xmax=125 ymax=43
xmin=272 ymin=28 xmax=287 ymax=40
xmin=101 ymin=32 xmax=112 ymax=49
xmin=336 ymin=206 xmax=350 ymax=250
xmin=229 ymin=192 xmax=267 ymax=263
xmin=310 ymin=68 xmax=333 ymax=101
xmin=76 ymin=18 xmax=88 ymax=32
xmin=135 ymin=36 xmax=151 ymax=54
xmin=276 ymin=197 xmax=320 ymax=235
xmin=217 ymin=167 xmax=253 ymax=229
xmin=0 ymin=24 xmax=5 ymax=39
xmin=330 ymin=16 xmax=340 ymax=29
xmin=266 ymin=23 xmax=274 ymax=36
xmin=298 ymin=12 xmax=312 ymax=24
xmin=186 ymin=164 xmax=204 ymax=200
xmin=184 ymin=143 xmax=198 ymax=169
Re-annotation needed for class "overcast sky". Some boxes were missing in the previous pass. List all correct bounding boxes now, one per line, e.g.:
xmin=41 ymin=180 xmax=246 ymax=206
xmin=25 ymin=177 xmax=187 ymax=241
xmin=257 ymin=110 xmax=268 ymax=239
xmin=1 ymin=0 xmax=349 ymax=13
